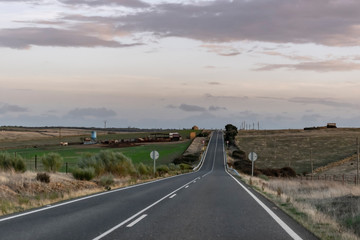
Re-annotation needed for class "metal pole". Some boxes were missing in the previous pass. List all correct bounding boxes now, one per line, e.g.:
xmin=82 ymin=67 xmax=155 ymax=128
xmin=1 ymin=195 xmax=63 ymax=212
xmin=35 ymin=155 xmax=37 ymax=171
xmin=251 ymin=152 xmax=254 ymax=177
xmin=153 ymin=151 xmax=156 ymax=176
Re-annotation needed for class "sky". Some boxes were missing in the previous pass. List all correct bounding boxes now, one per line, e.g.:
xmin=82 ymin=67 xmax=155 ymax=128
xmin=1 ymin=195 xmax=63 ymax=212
xmin=1 ymin=0 xmax=360 ymax=130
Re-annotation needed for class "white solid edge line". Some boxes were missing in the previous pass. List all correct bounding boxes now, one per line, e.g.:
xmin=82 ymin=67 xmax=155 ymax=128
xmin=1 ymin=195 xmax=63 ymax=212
xmin=221 ymin=132 xmax=302 ymax=240
xmin=0 ymin=132 xmax=216 ymax=223
xmin=226 ymin=173 xmax=303 ymax=240
xmin=126 ymin=214 xmax=147 ymax=228
xmin=92 ymin=177 xmax=200 ymax=240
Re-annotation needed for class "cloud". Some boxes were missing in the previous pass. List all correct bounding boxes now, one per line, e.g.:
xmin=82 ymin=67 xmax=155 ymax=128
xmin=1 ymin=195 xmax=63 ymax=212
xmin=209 ymin=105 xmax=227 ymax=111
xmin=254 ymin=60 xmax=360 ymax=72
xmin=66 ymin=107 xmax=116 ymax=118
xmin=0 ymin=104 xmax=27 ymax=114
xmin=205 ymin=93 xmax=249 ymax=100
xmin=208 ymin=81 xmax=220 ymax=85
xmin=288 ymin=97 xmax=356 ymax=108
xmin=201 ymin=44 xmax=241 ymax=56
xmin=301 ymin=114 xmax=323 ymax=123
xmin=204 ymin=66 xmax=216 ymax=69
xmin=0 ymin=27 xmax=142 ymax=49
xmin=262 ymin=51 xmax=314 ymax=61
xmin=3 ymin=0 xmax=360 ymax=50
xmin=116 ymin=0 xmax=360 ymax=46
xmin=179 ymin=104 xmax=207 ymax=112
xmin=58 ymin=0 xmax=150 ymax=8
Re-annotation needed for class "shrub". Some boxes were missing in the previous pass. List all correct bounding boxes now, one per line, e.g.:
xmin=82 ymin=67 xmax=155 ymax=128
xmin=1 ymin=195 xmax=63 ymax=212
xmin=36 ymin=172 xmax=50 ymax=183
xmin=0 ymin=152 xmax=26 ymax=172
xmin=76 ymin=150 xmax=136 ymax=177
xmin=137 ymin=163 xmax=150 ymax=176
xmin=279 ymin=167 xmax=297 ymax=177
xmin=173 ymin=154 xmax=200 ymax=165
xmin=156 ymin=165 xmax=169 ymax=176
xmin=72 ymin=167 xmax=95 ymax=181
xmin=168 ymin=163 xmax=179 ymax=171
xmin=99 ymin=174 xmax=114 ymax=188
xmin=232 ymin=150 xmax=247 ymax=160
xmin=179 ymin=163 xmax=192 ymax=171
xmin=41 ymin=153 xmax=63 ymax=172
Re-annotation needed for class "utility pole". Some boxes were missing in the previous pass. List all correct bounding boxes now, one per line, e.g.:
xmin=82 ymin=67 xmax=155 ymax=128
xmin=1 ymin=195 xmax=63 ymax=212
xmin=59 ymin=128 xmax=62 ymax=142
xmin=357 ymin=137 xmax=359 ymax=185
xmin=310 ymin=149 xmax=313 ymax=176
xmin=309 ymin=137 xmax=313 ymax=175
xmin=104 ymin=120 xmax=107 ymax=129
xmin=274 ymin=138 xmax=277 ymax=161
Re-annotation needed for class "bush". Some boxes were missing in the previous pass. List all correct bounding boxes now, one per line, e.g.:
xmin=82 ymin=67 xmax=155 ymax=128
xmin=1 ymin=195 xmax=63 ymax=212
xmin=99 ymin=174 xmax=114 ymax=188
xmin=156 ymin=165 xmax=169 ymax=176
xmin=76 ymin=150 xmax=137 ymax=177
xmin=72 ymin=167 xmax=95 ymax=181
xmin=0 ymin=152 xmax=26 ymax=172
xmin=36 ymin=172 xmax=50 ymax=183
xmin=173 ymin=153 xmax=200 ymax=165
xmin=137 ymin=163 xmax=150 ymax=176
xmin=179 ymin=163 xmax=192 ymax=171
xmin=41 ymin=153 xmax=63 ymax=172
xmin=168 ymin=163 xmax=179 ymax=171
xmin=232 ymin=150 xmax=247 ymax=160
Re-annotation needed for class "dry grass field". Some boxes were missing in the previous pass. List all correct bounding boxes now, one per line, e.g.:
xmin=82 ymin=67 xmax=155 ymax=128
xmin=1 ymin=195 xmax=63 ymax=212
xmin=236 ymin=173 xmax=360 ymax=239
xmin=236 ymin=128 xmax=360 ymax=174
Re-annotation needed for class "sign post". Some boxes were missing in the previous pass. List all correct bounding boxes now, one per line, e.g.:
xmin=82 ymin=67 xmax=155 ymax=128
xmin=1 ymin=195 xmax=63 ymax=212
xmin=150 ymin=150 xmax=159 ymax=176
xmin=248 ymin=152 xmax=258 ymax=177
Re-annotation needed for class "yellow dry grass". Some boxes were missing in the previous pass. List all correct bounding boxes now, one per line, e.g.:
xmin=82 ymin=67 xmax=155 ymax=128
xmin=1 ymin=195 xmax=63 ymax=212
xmin=236 ymin=172 xmax=360 ymax=240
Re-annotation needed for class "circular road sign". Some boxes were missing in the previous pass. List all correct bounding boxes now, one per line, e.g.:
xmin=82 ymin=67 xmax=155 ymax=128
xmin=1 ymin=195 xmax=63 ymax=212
xmin=150 ymin=150 xmax=159 ymax=160
xmin=248 ymin=152 xmax=258 ymax=162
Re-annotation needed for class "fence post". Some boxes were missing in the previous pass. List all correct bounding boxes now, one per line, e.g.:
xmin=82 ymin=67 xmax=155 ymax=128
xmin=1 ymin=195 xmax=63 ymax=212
xmin=342 ymin=174 xmax=344 ymax=185
xmin=66 ymin=162 xmax=68 ymax=174
xmin=35 ymin=155 xmax=37 ymax=171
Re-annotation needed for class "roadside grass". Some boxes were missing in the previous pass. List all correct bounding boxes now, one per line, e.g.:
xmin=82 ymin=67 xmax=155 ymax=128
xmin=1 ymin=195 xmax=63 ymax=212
xmin=235 ymin=172 xmax=360 ymax=240
xmin=236 ymin=128 xmax=360 ymax=174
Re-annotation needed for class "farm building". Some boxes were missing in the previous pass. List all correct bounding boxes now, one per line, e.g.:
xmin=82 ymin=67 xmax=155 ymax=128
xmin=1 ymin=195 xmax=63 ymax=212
xmin=169 ymin=132 xmax=181 ymax=141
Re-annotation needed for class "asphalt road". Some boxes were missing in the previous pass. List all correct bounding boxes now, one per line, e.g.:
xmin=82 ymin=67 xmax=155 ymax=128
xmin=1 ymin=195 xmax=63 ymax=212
xmin=0 ymin=131 xmax=317 ymax=240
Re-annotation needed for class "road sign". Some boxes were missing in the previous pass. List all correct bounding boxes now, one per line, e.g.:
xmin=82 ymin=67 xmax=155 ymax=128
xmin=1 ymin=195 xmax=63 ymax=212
xmin=248 ymin=152 xmax=258 ymax=162
xmin=150 ymin=150 xmax=159 ymax=176
xmin=150 ymin=150 xmax=159 ymax=160
xmin=248 ymin=152 xmax=258 ymax=177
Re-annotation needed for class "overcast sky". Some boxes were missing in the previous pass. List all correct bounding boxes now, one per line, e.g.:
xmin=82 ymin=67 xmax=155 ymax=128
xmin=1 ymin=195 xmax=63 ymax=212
xmin=1 ymin=0 xmax=360 ymax=129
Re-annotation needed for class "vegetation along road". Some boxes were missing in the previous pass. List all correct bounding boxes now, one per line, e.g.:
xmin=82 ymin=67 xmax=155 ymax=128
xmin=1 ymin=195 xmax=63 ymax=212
xmin=0 ymin=131 xmax=317 ymax=240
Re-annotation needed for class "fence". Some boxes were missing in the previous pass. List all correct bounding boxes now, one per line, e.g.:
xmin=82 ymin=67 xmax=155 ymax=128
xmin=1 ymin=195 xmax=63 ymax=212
xmin=25 ymin=157 xmax=77 ymax=174
xmin=301 ymin=174 xmax=359 ymax=185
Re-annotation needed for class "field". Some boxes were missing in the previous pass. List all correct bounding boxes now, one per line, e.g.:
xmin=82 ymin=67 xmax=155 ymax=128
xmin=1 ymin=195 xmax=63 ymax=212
xmin=235 ymin=172 xmax=360 ymax=239
xmin=236 ymin=128 xmax=360 ymax=174
xmin=0 ymin=127 xmax=200 ymax=172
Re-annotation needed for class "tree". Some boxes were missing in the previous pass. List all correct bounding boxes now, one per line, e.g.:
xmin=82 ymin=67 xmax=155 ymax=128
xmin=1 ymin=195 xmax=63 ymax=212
xmin=225 ymin=124 xmax=238 ymax=145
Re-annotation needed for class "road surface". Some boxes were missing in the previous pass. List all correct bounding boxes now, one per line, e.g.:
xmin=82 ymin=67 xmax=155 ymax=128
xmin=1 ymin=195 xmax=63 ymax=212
xmin=0 ymin=131 xmax=317 ymax=240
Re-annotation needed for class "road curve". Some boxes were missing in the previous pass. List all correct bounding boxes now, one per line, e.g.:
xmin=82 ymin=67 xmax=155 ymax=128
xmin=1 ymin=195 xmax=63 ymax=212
xmin=0 ymin=131 xmax=317 ymax=240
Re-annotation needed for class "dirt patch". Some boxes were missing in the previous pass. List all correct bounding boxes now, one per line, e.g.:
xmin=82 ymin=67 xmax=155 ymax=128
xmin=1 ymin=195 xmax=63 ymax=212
xmin=183 ymin=137 xmax=205 ymax=155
